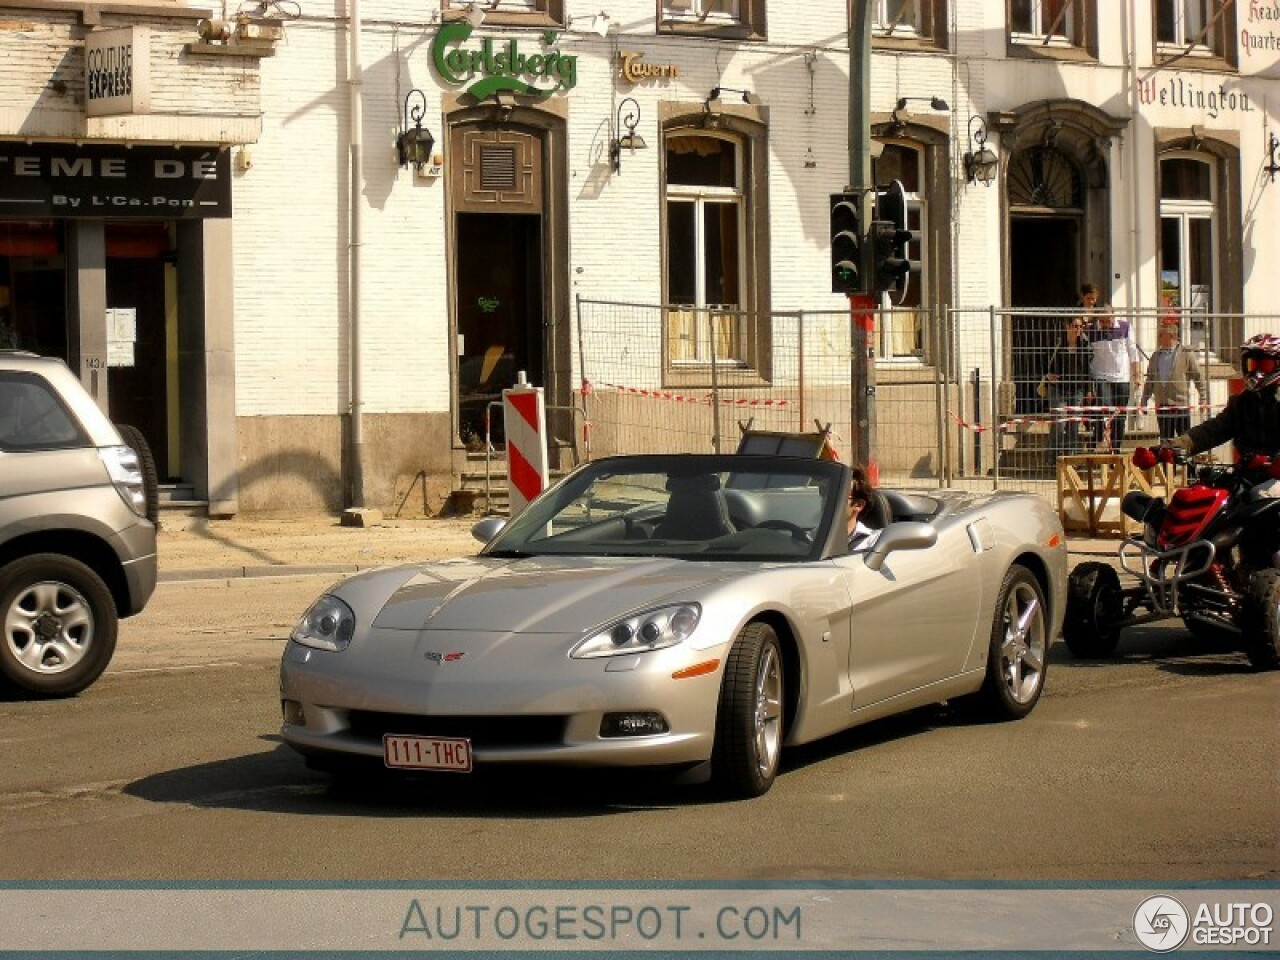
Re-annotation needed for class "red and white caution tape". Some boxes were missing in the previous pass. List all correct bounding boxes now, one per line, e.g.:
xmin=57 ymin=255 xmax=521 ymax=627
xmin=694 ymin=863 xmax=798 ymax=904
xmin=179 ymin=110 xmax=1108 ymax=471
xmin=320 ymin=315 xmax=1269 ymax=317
xmin=589 ymin=381 xmax=790 ymax=407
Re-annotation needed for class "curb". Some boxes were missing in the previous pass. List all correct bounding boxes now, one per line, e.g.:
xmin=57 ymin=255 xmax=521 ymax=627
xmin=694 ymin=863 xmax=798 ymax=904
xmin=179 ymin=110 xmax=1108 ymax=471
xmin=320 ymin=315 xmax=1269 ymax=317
xmin=158 ymin=563 xmax=368 ymax=584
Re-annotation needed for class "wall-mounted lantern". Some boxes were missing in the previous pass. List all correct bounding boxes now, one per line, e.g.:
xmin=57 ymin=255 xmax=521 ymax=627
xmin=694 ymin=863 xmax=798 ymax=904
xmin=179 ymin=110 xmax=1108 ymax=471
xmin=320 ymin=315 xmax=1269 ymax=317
xmin=964 ymin=115 xmax=999 ymax=186
xmin=1265 ymin=133 xmax=1280 ymax=184
xmin=609 ymin=96 xmax=646 ymax=174
xmin=397 ymin=89 xmax=435 ymax=172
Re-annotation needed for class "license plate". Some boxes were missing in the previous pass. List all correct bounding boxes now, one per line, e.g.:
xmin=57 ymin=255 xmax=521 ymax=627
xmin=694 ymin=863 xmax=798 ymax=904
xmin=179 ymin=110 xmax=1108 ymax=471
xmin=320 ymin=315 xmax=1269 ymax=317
xmin=383 ymin=734 xmax=473 ymax=772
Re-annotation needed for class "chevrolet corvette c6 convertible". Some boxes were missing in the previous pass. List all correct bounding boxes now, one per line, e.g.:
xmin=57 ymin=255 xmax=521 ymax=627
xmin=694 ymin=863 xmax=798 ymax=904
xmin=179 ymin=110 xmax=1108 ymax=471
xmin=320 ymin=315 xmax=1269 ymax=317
xmin=279 ymin=454 xmax=1066 ymax=798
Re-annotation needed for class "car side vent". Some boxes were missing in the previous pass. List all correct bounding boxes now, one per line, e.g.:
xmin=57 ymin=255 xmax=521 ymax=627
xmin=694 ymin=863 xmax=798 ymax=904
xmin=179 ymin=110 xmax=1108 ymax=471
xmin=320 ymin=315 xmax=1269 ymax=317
xmin=480 ymin=147 xmax=517 ymax=191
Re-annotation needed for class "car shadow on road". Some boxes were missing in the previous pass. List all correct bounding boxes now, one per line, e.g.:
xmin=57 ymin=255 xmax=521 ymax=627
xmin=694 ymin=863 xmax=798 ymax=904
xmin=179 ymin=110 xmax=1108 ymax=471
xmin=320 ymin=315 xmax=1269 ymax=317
xmin=124 ymin=704 xmax=973 ymax=815
xmin=123 ymin=740 xmax=718 ymax=816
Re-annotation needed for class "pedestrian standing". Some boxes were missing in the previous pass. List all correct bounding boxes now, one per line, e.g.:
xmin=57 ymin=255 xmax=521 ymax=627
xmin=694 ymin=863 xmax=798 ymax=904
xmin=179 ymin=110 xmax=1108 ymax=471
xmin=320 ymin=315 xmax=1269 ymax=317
xmin=1140 ymin=322 xmax=1209 ymax=441
xmin=1043 ymin=315 xmax=1092 ymax=456
xmin=1087 ymin=293 xmax=1141 ymax=453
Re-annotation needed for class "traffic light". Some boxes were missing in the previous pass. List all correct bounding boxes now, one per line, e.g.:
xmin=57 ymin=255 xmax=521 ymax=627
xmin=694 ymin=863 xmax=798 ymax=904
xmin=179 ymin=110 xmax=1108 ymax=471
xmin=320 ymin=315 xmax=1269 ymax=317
xmin=870 ymin=179 xmax=919 ymax=299
xmin=829 ymin=191 xmax=863 ymax=295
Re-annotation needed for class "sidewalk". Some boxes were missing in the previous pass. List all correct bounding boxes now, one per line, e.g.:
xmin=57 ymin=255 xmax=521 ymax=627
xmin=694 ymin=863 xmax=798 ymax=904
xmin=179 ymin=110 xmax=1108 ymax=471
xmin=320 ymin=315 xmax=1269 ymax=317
xmin=155 ymin=514 xmax=1123 ymax=582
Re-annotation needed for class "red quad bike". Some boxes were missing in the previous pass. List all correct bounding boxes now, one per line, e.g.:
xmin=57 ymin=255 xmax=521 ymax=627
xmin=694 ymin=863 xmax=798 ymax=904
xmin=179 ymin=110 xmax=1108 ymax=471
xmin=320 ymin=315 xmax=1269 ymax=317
xmin=1064 ymin=446 xmax=1280 ymax=669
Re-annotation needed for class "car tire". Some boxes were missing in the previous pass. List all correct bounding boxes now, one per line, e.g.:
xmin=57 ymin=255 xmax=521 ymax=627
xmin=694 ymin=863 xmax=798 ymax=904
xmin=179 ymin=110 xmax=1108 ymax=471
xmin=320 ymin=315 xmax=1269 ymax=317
xmin=114 ymin=423 xmax=159 ymax=526
xmin=711 ymin=621 xmax=784 ymax=799
xmin=1243 ymin=569 xmax=1280 ymax=672
xmin=966 ymin=564 xmax=1049 ymax=721
xmin=0 ymin=554 xmax=118 ymax=697
xmin=1063 ymin=561 xmax=1123 ymax=658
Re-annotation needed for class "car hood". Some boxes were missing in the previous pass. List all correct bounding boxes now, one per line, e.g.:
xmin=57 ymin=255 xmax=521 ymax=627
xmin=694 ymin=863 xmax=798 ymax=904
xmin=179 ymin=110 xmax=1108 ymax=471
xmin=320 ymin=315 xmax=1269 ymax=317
xmin=362 ymin=556 xmax=736 ymax=634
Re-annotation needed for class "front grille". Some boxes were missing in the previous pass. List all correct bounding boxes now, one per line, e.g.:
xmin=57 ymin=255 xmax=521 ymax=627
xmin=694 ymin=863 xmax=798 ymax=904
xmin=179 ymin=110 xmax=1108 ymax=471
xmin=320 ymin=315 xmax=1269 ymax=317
xmin=348 ymin=711 xmax=567 ymax=749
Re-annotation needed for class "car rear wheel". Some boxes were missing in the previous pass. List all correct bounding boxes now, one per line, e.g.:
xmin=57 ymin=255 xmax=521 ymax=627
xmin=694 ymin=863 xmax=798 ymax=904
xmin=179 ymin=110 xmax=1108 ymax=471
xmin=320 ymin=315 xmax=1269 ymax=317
xmin=967 ymin=564 xmax=1048 ymax=721
xmin=1243 ymin=570 xmax=1280 ymax=671
xmin=1063 ymin=561 xmax=1123 ymax=658
xmin=0 ymin=554 xmax=118 ymax=697
xmin=712 ymin=621 xmax=784 ymax=799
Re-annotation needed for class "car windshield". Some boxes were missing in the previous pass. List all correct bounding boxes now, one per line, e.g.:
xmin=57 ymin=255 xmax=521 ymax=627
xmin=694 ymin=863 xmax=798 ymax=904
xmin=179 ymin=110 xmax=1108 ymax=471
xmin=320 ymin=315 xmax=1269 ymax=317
xmin=483 ymin=454 xmax=844 ymax=562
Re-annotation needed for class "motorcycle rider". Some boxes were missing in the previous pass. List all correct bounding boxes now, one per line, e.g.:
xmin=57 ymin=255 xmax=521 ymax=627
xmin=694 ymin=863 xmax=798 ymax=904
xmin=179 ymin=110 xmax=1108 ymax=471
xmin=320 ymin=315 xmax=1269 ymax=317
xmin=1168 ymin=333 xmax=1280 ymax=458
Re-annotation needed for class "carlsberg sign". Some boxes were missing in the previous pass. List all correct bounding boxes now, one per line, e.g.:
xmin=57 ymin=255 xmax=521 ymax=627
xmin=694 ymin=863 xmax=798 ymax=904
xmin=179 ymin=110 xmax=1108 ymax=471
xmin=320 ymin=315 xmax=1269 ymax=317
xmin=432 ymin=23 xmax=578 ymax=100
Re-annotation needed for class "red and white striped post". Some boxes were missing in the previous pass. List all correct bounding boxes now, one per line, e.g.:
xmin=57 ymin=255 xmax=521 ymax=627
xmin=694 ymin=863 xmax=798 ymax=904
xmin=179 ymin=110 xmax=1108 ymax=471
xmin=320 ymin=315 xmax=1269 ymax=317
xmin=502 ymin=373 xmax=549 ymax=518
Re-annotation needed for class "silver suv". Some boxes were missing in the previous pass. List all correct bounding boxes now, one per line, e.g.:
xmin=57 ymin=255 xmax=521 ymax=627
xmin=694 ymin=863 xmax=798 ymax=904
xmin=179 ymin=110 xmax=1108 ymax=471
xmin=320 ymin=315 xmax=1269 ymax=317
xmin=0 ymin=352 xmax=158 ymax=697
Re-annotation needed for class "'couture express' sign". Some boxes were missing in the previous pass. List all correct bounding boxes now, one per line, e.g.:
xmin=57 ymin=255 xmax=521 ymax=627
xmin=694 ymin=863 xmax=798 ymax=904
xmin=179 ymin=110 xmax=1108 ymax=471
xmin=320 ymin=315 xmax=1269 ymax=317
xmin=431 ymin=23 xmax=577 ymax=99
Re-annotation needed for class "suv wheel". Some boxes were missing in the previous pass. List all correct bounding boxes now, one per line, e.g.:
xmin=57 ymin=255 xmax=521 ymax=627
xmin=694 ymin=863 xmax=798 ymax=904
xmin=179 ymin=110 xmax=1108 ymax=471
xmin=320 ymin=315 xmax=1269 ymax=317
xmin=0 ymin=554 xmax=118 ymax=697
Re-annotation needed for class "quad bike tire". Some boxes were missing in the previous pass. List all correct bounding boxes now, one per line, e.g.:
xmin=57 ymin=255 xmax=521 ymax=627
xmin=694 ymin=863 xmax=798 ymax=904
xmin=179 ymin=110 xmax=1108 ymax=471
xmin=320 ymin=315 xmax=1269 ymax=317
xmin=1063 ymin=561 xmax=1123 ymax=658
xmin=114 ymin=423 xmax=160 ymax=526
xmin=1243 ymin=569 xmax=1280 ymax=672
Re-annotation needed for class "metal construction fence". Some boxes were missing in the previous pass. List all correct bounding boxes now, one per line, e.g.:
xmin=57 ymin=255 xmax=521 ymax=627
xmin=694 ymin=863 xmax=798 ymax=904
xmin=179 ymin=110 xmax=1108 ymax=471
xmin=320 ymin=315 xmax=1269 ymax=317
xmin=573 ymin=297 xmax=1277 ymax=499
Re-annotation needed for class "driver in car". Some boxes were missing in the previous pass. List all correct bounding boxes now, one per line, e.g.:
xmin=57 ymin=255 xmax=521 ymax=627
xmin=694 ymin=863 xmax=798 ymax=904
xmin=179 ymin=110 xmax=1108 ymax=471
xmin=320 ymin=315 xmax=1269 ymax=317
xmin=846 ymin=464 xmax=882 ymax=551
xmin=1169 ymin=333 xmax=1280 ymax=458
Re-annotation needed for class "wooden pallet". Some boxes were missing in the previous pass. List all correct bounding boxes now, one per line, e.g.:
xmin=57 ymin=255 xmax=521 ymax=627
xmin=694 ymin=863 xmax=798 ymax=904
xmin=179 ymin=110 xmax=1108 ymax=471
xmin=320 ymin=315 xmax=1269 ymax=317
xmin=1056 ymin=455 xmax=1186 ymax=538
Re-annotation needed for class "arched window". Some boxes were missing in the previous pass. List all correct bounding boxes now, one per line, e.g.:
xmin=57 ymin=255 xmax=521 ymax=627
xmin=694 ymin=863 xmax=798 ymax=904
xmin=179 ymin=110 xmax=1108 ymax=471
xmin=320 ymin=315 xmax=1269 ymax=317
xmin=665 ymin=133 xmax=745 ymax=365
xmin=1159 ymin=154 xmax=1217 ymax=352
xmin=873 ymin=142 xmax=928 ymax=359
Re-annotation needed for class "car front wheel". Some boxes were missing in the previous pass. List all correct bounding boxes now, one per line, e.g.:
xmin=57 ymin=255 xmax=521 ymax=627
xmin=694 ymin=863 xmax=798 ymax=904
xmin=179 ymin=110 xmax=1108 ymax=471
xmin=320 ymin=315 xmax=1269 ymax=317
xmin=0 ymin=554 xmax=118 ymax=697
xmin=712 ymin=621 xmax=784 ymax=799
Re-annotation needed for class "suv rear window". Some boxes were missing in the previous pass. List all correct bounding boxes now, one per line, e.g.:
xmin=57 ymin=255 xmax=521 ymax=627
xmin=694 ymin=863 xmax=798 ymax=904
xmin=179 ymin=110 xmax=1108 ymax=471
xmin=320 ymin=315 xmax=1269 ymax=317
xmin=0 ymin=371 xmax=89 ymax=450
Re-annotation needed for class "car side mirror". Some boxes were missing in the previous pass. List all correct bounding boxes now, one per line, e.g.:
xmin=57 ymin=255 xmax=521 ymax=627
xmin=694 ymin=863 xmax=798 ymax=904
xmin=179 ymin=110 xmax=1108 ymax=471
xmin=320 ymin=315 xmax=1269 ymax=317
xmin=862 ymin=521 xmax=938 ymax=572
xmin=472 ymin=516 xmax=506 ymax=544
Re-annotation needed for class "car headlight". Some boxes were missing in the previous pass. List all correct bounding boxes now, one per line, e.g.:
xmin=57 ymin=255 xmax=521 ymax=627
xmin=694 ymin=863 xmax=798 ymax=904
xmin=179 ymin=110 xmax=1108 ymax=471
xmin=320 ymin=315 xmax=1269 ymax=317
xmin=291 ymin=595 xmax=356 ymax=652
xmin=572 ymin=603 xmax=701 ymax=659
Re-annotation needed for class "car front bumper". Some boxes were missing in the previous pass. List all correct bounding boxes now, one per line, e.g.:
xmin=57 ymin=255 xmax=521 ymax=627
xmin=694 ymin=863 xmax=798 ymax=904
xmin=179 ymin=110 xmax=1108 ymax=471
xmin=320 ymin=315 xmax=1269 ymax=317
xmin=278 ymin=631 xmax=727 ymax=769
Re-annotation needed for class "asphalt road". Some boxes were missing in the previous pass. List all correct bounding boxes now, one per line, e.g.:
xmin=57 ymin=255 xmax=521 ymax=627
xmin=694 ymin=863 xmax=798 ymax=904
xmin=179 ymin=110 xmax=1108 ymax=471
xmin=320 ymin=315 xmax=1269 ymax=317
xmin=0 ymin=573 xmax=1276 ymax=881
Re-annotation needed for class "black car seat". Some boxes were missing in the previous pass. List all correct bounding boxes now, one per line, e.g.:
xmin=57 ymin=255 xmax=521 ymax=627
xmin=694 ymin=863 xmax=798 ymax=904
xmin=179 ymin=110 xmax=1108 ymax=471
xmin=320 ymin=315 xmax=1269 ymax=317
xmin=859 ymin=489 xmax=893 ymax=534
xmin=654 ymin=474 xmax=736 ymax=540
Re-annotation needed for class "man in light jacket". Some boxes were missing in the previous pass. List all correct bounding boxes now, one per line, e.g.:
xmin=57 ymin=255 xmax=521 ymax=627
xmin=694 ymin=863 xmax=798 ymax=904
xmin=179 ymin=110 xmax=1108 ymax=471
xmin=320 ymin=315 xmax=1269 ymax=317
xmin=1089 ymin=307 xmax=1141 ymax=452
xmin=1140 ymin=322 xmax=1209 ymax=441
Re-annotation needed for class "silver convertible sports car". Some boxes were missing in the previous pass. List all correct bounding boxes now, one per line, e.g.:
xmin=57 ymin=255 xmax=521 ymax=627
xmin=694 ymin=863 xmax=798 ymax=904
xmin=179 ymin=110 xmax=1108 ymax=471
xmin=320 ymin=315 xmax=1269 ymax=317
xmin=280 ymin=454 xmax=1067 ymax=798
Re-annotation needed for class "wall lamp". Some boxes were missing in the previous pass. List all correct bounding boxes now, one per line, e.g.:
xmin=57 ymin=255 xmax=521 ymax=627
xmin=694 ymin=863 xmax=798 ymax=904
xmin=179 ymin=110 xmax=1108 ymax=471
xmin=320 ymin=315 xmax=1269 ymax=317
xmin=1266 ymin=132 xmax=1280 ymax=183
xmin=609 ymin=96 xmax=646 ymax=174
xmin=964 ymin=115 xmax=999 ymax=186
xmin=396 ymin=89 xmax=435 ymax=172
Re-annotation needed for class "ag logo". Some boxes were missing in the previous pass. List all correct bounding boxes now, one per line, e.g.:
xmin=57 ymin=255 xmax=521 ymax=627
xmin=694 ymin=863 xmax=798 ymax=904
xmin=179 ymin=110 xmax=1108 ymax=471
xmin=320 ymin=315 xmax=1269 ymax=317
xmin=1134 ymin=895 xmax=1190 ymax=952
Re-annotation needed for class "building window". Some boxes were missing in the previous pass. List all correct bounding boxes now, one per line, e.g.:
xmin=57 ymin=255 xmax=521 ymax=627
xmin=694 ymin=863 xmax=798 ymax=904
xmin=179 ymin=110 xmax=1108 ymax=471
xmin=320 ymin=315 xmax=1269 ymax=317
xmin=664 ymin=134 xmax=746 ymax=367
xmin=659 ymin=0 xmax=765 ymax=39
xmin=443 ymin=0 xmax=563 ymax=26
xmin=869 ymin=0 xmax=947 ymax=48
xmin=1008 ymin=0 xmax=1097 ymax=55
xmin=1159 ymin=154 xmax=1218 ymax=354
xmin=1155 ymin=0 xmax=1234 ymax=63
xmin=873 ymin=143 xmax=929 ymax=360
xmin=1010 ymin=0 xmax=1074 ymax=43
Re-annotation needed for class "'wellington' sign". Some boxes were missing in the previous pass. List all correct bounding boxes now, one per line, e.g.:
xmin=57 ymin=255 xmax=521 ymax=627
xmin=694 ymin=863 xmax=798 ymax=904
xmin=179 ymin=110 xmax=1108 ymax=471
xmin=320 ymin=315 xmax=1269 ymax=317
xmin=431 ymin=23 xmax=578 ymax=100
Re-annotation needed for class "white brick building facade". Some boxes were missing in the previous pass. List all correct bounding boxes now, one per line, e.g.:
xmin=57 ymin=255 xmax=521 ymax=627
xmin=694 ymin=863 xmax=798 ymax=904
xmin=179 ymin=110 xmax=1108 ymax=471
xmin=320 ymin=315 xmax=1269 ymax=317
xmin=1 ymin=0 xmax=1277 ymax=513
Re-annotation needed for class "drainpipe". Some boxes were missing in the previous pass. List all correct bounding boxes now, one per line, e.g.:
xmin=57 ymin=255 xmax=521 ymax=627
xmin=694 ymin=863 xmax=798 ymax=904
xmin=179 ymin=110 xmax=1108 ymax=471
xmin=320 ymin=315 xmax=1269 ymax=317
xmin=1125 ymin=0 xmax=1143 ymax=317
xmin=345 ymin=0 xmax=367 ymax=514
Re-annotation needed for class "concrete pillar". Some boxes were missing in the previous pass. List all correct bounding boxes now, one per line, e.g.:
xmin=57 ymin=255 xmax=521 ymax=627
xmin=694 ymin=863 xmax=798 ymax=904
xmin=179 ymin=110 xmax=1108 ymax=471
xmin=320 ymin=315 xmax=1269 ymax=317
xmin=177 ymin=217 xmax=238 ymax=517
xmin=65 ymin=221 xmax=109 ymax=409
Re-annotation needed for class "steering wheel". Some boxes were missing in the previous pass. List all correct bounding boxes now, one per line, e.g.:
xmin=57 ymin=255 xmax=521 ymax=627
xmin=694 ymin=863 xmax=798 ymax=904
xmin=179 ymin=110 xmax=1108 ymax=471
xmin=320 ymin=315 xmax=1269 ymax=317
xmin=756 ymin=520 xmax=813 ymax=543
